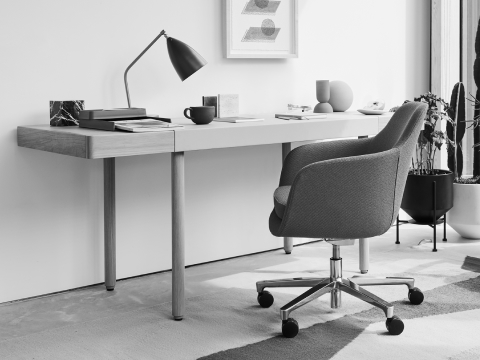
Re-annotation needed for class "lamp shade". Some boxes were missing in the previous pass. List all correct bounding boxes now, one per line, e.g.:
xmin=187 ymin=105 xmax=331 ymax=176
xmin=166 ymin=37 xmax=207 ymax=81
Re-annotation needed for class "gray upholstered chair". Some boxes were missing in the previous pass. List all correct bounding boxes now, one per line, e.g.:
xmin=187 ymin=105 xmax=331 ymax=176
xmin=256 ymin=102 xmax=428 ymax=338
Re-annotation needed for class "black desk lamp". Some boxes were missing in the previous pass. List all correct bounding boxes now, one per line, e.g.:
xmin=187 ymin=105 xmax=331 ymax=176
xmin=124 ymin=30 xmax=207 ymax=108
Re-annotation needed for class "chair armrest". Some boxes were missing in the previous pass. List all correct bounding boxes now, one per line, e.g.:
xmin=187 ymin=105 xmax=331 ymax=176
xmin=280 ymin=137 xmax=373 ymax=186
xmin=273 ymin=148 xmax=400 ymax=239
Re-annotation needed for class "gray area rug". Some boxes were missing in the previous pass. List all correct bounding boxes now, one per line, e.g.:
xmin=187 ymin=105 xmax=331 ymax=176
xmin=201 ymin=273 xmax=480 ymax=360
xmin=1 ymin=248 xmax=479 ymax=360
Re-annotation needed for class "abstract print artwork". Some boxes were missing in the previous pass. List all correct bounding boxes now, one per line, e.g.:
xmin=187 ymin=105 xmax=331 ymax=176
xmin=225 ymin=0 xmax=298 ymax=58
xmin=241 ymin=0 xmax=281 ymax=43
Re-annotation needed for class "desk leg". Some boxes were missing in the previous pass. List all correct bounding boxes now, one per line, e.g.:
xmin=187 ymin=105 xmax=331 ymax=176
xmin=282 ymin=143 xmax=293 ymax=254
xmin=359 ymin=238 xmax=369 ymax=274
xmin=104 ymin=158 xmax=116 ymax=291
xmin=172 ymin=152 xmax=185 ymax=320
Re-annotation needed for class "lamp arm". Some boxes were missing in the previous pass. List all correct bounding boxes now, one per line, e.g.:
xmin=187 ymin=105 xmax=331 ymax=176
xmin=124 ymin=30 xmax=167 ymax=108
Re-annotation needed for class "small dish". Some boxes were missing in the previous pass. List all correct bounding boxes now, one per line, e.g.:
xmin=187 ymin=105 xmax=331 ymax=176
xmin=357 ymin=109 xmax=389 ymax=115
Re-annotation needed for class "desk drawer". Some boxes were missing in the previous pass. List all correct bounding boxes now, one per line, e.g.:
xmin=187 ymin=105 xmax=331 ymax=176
xmin=18 ymin=125 xmax=175 ymax=159
xmin=87 ymin=131 xmax=175 ymax=159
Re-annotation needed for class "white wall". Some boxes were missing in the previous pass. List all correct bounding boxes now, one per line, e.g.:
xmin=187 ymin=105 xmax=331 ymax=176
xmin=0 ymin=0 xmax=430 ymax=303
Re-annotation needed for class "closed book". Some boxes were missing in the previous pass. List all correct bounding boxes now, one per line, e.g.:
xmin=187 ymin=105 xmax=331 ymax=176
xmin=114 ymin=120 xmax=182 ymax=132
xmin=79 ymin=108 xmax=147 ymax=120
xmin=275 ymin=112 xmax=327 ymax=120
xmin=78 ymin=119 xmax=116 ymax=131
xmin=79 ymin=115 xmax=171 ymax=131
xmin=213 ymin=116 xmax=263 ymax=123
xmin=78 ymin=119 xmax=181 ymax=132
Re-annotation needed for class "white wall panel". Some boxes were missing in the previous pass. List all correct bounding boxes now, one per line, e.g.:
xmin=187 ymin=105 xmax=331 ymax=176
xmin=0 ymin=0 xmax=430 ymax=303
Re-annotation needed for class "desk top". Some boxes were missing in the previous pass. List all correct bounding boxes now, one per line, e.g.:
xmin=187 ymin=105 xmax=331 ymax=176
xmin=17 ymin=112 xmax=392 ymax=159
xmin=171 ymin=112 xmax=388 ymax=152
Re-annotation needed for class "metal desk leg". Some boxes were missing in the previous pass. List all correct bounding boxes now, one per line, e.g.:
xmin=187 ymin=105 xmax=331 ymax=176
xmin=172 ymin=152 xmax=185 ymax=320
xmin=104 ymin=158 xmax=116 ymax=291
xmin=396 ymin=215 xmax=400 ymax=244
xmin=359 ymin=238 xmax=369 ymax=274
xmin=357 ymin=136 xmax=370 ymax=273
xmin=282 ymin=143 xmax=293 ymax=254
xmin=443 ymin=213 xmax=447 ymax=242
xmin=432 ymin=181 xmax=437 ymax=252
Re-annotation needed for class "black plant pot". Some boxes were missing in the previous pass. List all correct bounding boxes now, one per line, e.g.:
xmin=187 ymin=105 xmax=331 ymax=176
xmin=400 ymin=170 xmax=454 ymax=224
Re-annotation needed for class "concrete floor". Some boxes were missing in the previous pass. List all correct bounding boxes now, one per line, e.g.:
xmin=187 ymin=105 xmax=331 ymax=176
xmin=1 ymin=223 xmax=479 ymax=344
xmin=0 ymin=240 xmax=300 ymax=342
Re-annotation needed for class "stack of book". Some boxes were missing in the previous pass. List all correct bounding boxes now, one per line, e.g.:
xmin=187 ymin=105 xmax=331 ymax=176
xmin=275 ymin=112 xmax=327 ymax=120
xmin=77 ymin=108 xmax=177 ymax=132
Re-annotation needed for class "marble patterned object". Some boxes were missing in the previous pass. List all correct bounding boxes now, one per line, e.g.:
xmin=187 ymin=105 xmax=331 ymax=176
xmin=50 ymin=100 xmax=84 ymax=126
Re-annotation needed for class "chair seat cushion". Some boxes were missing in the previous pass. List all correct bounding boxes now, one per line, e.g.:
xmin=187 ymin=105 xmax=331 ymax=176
xmin=273 ymin=186 xmax=291 ymax=219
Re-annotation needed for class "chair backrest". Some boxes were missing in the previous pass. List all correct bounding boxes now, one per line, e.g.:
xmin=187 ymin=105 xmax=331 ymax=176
xmin=369 ymin=101 xmax=428 ymax=218
xmin=269 ymin=101 xmax=428 ymax=239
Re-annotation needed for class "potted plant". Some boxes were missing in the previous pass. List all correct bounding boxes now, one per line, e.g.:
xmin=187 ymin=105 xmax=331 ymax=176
xmin=446 ymin=81 xmax=480 ymax=239
xmin=400 ymin=93 xmax=454 ymax=224
xmin=444 ymin=17 xmax=480 ymax=240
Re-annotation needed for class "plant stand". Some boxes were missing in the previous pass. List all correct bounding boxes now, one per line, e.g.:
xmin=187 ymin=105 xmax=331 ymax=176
xmin=396 ymin=180 xmax=447 ymax=252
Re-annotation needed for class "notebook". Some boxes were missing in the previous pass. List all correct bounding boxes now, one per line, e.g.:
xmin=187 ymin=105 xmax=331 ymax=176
xmin=213 ymin=117 xmax=263 ymax=123
xmin=275 ymin=112 xmax=327 ymax=120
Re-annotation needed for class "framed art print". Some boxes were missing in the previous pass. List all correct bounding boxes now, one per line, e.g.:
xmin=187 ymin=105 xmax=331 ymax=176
xmin=224 ymin=0 xmax=298 ymax=58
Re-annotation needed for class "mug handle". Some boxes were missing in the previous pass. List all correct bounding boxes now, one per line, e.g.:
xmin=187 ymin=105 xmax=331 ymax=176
xmin=184 ymin=108 xmax=192 ymax=120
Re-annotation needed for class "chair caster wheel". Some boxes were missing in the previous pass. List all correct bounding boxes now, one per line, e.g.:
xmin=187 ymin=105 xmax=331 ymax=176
xmin=257 ymin=291 xmax=274 ymax=308
xmin=282 ymin=318 xmax=299 ymax=338
xmin=408 ymin=287 xmax=424 ymax=305
xmin=386 ymin=315 xmax=404 ymax=335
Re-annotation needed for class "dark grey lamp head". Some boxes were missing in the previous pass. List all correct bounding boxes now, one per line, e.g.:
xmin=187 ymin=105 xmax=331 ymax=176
xmin=166 ymin=37 xmax=207 ymax=81
xmin=124 ymin=30 xmax=207 ymax=107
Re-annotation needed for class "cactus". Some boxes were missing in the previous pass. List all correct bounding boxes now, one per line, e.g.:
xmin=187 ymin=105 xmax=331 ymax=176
xmin=474 ymin=17 xmax=480 ymax=176
xmin=450 ymin=18 xmax=480 ymax=182
xmin=447 ymin=82 xmax=466 ymax=179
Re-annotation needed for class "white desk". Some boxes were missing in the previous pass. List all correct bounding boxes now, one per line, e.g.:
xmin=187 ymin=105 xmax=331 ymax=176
xmin=17 ymin=112 xmax=390 ymax=320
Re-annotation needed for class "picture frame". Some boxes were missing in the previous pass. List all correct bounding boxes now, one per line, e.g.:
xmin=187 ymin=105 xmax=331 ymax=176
xmin=224 ymin=0 xmax=298 ymax=58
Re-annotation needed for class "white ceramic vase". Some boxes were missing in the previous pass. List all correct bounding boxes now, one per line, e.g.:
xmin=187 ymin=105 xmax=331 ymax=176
xmin=447 ymin=183 xmax=480 ymax=239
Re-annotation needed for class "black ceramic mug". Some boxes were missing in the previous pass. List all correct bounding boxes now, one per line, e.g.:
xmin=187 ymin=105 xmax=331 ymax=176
xmin=184 ymin=106 xmax=215 ymax=125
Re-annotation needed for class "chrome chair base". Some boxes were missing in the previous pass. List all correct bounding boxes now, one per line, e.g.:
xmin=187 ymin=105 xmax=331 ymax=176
xmin=256 ymin=244 xmax=424 ymax=338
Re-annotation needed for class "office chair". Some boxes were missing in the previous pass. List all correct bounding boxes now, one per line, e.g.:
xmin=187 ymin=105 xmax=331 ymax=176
xmin=256 ymin=102 xmax=428 ymax=338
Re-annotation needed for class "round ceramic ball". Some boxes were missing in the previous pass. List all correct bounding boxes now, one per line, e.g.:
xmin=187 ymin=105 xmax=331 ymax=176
xmin=328 ymin=81 xmax=353 ymax=112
